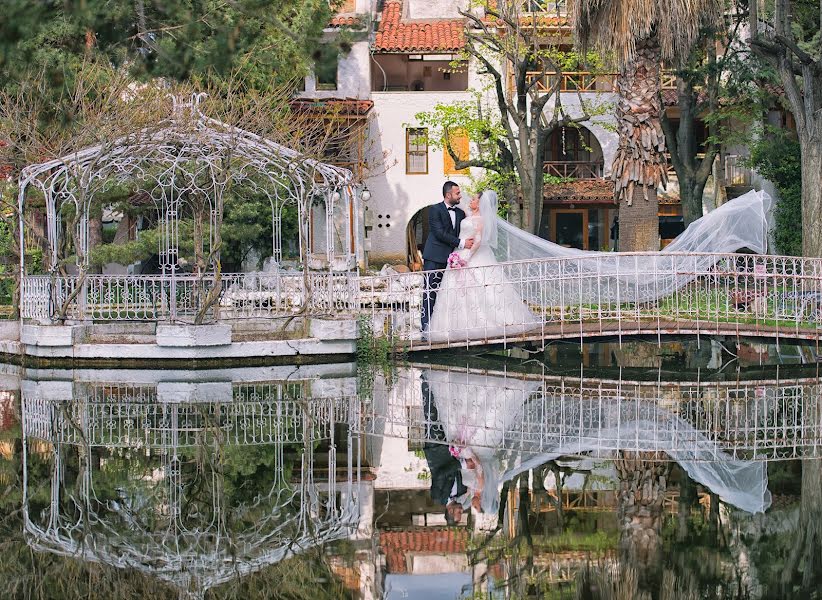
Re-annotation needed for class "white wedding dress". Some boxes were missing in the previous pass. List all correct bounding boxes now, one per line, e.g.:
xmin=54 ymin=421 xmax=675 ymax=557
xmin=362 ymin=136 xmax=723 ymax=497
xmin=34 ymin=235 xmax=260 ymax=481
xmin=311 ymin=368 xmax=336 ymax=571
xmin=428 ymin=214 xmax=539 ymax=342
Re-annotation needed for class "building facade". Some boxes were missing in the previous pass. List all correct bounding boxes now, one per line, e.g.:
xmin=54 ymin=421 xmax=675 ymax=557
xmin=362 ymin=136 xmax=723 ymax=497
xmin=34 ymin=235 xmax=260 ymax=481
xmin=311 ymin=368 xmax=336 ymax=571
xmin=302 ymin=0 xmax=710 ymax=267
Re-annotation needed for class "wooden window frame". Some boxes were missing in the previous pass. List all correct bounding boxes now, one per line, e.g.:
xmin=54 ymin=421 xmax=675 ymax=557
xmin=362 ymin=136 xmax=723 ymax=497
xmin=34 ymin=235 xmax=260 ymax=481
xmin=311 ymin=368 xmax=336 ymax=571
xmin=551 ymin=208 xmax=589 ymax=250
xmin=406 ymin=127 xmax=429 ymax=175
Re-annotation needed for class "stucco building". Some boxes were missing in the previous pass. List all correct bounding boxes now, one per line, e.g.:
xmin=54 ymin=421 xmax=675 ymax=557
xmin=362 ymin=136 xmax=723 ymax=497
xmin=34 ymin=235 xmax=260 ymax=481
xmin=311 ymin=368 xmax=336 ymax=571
xmin=301 ymin=0 xmax=706 ymax=267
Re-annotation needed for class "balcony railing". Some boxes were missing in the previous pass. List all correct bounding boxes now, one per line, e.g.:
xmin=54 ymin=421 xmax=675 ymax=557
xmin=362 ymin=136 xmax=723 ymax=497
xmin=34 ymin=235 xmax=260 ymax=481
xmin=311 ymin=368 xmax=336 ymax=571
xmin=725 ymin=154 xmax=753 ymax=187
xmin=518 ymin=71 xmax=678 ymax=94
xmin=544 ymin=161 xmax=604 ymax=179
xmin=520 ymin=0 xmax=568 ymax=13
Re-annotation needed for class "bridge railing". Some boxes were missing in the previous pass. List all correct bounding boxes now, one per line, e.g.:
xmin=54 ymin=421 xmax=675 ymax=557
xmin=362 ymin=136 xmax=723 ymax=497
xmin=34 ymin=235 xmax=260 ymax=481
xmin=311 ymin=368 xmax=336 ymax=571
xmin=23 ymin=385 xmax=361 ymax=448
xmin=360 ymin=252 xmax=822 ymax=347
xmin=19 ymin=253 xmax=822 ymax=344
xmin=20 ymin=271 xmax=361 ymax=323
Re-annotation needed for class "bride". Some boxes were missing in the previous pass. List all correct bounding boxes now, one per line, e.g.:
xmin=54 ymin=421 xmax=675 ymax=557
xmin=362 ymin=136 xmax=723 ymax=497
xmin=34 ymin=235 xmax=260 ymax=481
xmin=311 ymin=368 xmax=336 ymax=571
xmin=428 ymin=190 xmax=539 ymax=342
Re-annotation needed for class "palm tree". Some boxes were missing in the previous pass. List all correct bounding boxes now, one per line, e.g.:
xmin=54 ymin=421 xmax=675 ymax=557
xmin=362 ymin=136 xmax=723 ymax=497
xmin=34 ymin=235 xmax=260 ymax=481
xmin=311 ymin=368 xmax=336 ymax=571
xmin=614 ymin=451 xmax=670 ymax=582
xmin=568 ymin=0 xmax=721 ymax=251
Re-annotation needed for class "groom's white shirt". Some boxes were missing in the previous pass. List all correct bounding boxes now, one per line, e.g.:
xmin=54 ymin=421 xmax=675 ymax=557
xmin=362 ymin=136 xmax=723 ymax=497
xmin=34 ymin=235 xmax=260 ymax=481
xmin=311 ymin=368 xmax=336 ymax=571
xmin=443 ymin=201 xmax=465 ymax=251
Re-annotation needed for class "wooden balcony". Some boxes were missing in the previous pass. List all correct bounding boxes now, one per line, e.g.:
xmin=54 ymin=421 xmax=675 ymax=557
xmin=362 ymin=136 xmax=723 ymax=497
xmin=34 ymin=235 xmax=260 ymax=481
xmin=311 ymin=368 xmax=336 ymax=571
xmin=544 ymin=160 xmax=604 ymax=179
xmin=518 ymin=71 xmax=678 ymax=94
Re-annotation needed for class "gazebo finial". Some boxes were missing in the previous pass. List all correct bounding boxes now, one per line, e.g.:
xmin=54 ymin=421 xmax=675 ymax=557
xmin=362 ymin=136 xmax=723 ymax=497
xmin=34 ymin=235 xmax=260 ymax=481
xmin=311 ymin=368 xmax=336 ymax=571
xmin=170 ymin=92 xmax=208 ymax=120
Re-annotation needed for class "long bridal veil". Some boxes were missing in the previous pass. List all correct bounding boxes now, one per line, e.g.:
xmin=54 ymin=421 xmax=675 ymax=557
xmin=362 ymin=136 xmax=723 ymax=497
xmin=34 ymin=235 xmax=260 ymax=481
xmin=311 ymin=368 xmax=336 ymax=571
xmin=412 ymin=368 xmax=772 ymax=515
xmin=488 ymin=189 xmax=772 ymax=305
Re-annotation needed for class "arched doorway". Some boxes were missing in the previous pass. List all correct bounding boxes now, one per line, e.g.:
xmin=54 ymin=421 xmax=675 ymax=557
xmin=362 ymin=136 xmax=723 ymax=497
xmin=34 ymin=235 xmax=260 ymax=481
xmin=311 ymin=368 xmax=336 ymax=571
xmin=406 ymin=206 xmax=431 ymax=271
xmin=542 ymin=125 xmax=614 ymax=250
xmin=543 ymin=125 xmax=605 ymax=179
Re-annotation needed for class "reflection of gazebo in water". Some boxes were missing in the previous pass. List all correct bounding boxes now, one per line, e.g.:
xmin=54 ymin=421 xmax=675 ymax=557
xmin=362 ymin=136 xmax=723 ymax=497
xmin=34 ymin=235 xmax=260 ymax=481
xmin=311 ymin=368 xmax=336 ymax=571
xmin=18 ymin=93 xmax=361 ymax=323
xmin=21 ymin=382 xmax=364 ymax=599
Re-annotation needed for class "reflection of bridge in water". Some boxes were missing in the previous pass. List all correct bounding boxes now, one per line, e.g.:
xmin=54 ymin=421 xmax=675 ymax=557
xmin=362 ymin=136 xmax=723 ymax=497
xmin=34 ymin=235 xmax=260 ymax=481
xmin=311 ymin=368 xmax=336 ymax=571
xmin=23 ymin=368 xmax=822 ymax=463
xmin=14 ymin=361 xmax=821 ymax=598
xmin=366 ymin=367 xmax=822 ymax=462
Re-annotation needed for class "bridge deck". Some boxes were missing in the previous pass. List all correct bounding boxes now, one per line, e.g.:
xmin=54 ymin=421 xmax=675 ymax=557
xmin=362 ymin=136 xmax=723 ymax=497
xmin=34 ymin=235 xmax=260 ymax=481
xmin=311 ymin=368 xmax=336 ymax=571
xmin=401 ymin=318 xmax=822 ymax=352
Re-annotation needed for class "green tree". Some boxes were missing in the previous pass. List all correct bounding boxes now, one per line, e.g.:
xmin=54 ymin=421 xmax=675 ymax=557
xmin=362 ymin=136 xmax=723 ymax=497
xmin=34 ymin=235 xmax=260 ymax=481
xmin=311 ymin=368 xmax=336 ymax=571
xmin=0 ymin=0 xmax=339 ymax=93
xmin=747 ymin=128 xmax=803 ymax=255
xmin=221 ymin=194 xmax=300 ymax=271
xmin=662 ymin=0 xmax=772 ymax=225
xmin=749 ymin=0 xmax=822 ymax=257
xmin=414 ymin=93 xmax=517 ymax=212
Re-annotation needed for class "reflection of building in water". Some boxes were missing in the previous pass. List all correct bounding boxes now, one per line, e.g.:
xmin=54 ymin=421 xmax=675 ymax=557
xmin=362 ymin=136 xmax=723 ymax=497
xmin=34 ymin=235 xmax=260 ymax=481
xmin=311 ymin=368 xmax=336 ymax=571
xmin=370 ymin=488 xmax=488 ymax=600
xmin=21 ymin=377 xmax=372 ymax=600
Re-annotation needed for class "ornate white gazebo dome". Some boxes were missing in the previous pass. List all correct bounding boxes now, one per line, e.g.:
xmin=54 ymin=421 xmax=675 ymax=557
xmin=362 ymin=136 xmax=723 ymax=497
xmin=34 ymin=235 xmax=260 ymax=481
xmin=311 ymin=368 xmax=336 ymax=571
xmin=18 ymin=93 xmax=362 ymax=323
xmin=22 ymin=382 xmax=365 ymax=599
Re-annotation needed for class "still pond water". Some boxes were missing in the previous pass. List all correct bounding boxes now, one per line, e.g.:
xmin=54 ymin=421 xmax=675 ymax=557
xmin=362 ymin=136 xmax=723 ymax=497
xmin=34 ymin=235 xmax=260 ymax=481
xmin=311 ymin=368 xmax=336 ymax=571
xmin=1 ymin=339 xmax=821 ymax=599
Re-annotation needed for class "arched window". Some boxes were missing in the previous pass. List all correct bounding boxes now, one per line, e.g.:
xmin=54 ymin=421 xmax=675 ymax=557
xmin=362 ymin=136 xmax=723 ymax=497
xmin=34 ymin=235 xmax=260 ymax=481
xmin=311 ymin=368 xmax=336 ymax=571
xmin=543 ymin=126 xmax=604 ymax=179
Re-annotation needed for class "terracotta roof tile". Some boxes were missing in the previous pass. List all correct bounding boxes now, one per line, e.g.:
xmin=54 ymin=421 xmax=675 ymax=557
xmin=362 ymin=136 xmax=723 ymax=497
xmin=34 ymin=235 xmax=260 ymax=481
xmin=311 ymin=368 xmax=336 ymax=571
xmin=329 ymin=14 xmax=365 ymax=28
xmin=374 ymin=1 xmax=465 ymax=53
xmin=290 ymin=98 xmax=374 ymax=116
xmin=661 ymin=87 xmax=709 ymax=106
xmin=484 ymin=14 xmax=568 ymax=28
xmin=481 ymin=0 xmax=568 ymax=29
xmin=661 ymin=89 xmax=677 ymax=106
xmin=379 ymin=528 xmax=469 ymax=573
xmin=544 ymin=179 xmax=616 ymax=204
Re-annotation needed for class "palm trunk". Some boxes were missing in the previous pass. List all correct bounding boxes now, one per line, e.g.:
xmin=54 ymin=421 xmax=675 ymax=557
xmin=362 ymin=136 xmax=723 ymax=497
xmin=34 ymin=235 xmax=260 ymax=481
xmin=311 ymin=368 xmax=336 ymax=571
xmin=612 ymin=35 xmax=667 ymax=251
xmin=615 ymin=451 xmax=670 ymax=587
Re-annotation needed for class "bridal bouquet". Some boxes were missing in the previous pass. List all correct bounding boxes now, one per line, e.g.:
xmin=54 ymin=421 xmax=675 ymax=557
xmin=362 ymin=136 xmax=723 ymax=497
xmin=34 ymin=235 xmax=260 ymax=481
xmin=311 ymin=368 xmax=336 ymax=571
xmin=447 ymin=252 xmax=467 ymax=269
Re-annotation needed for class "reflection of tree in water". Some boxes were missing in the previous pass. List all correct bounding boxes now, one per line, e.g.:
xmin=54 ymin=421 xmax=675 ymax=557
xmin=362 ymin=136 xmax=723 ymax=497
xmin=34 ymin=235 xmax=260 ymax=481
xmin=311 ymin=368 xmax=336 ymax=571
xmin=614 ymin=451 xmax=670 ymax=576
xmin=781 ymin=459 xmax=822 ymax=593
xmin=466 ymin=458 xmax=783 ymax=600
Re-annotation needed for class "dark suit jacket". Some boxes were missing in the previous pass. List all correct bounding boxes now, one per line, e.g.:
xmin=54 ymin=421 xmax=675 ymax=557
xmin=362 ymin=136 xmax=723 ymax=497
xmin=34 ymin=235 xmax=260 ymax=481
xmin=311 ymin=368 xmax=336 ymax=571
xmin=421 ymin=374 xmax=467 ymax=505
xmin=422 ymin=202 xmax=465 ymax=264
xmin=424 ymin=444 xmax=467 ymax=505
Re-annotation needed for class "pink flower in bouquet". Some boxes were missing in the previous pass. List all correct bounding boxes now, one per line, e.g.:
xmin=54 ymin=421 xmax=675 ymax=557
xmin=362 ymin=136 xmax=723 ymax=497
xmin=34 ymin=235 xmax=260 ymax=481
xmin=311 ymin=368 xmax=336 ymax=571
xmin=447 ymin=252 xmax=467 ymax=269
xmin=449 ymin=445 xmax=462 ymax=458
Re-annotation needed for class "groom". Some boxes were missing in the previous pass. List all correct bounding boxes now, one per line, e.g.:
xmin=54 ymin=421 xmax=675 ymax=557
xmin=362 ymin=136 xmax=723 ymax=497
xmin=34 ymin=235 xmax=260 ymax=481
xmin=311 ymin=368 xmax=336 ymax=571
xmin=421 ymin=374 xmax=467 ymax=526
xmin=420 ymin=181 xmax=474 ymax=334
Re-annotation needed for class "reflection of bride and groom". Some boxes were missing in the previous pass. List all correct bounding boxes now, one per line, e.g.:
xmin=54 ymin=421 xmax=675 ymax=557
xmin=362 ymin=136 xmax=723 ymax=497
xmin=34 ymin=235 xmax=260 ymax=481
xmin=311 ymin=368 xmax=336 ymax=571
xmin=419 ymin=368 xmax=772 ymax=523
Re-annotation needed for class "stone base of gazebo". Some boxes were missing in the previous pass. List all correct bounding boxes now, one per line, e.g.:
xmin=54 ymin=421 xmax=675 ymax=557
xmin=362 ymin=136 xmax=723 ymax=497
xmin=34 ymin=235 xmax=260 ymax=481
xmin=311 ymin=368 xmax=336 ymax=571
xmin=0 ymin=318 xmax=359 ymax=366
